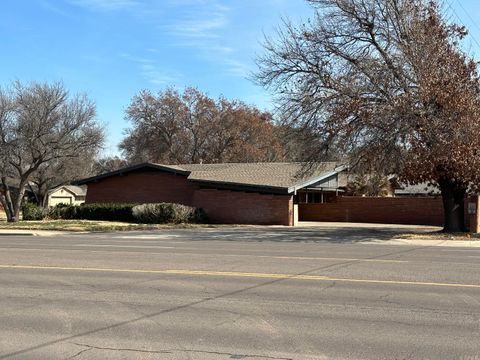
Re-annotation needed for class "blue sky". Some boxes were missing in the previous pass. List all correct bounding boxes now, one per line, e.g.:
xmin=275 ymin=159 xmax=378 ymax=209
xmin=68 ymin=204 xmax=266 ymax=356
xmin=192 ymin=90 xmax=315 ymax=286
xmin=1 ymin=0 xmax=480 ymax=155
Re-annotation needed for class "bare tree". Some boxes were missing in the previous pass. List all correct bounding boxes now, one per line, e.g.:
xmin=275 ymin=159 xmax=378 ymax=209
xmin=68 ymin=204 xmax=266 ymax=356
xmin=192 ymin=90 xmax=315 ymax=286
xmin=30 ymin=150 xmax=98 ymax=207
xmin=256 ymin=0 xmax=480 ymax=232
xmin=93 ymin=156 xmax=129 ymax=175
xmin=120 ymin=87 xmax=284 ymax=164
xmin=345 ymin=174 xmax=393 ymax=197
xmin=0 ymin=81 xmax=104 ymax=222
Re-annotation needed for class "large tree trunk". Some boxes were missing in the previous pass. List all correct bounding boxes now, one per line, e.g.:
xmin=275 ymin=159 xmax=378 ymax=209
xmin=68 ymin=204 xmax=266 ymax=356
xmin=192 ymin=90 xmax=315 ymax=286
xmin=0 ymin=177 xmax=15 ymax=222
xmin=0 ymin=192 xmax=10 ymax=221
xmin=12 ymin=181 xmax=27 ymax=223
xmin=438 ymin=178 xmax=467 ymax=232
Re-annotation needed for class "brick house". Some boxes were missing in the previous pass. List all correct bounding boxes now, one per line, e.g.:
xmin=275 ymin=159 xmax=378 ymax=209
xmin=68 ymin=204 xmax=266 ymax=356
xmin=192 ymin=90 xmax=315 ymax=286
xmin=75 ymin=162 xmax=448 ymax=226
xmin=75 ymin=162 xmax=347 ymax=226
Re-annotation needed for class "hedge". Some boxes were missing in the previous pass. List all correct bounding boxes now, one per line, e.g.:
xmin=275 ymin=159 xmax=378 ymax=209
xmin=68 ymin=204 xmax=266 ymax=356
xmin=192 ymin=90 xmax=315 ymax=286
xmin=49 ymin=202 xmax=207 ymax=224
xmin=49 ymin=203 xmax=136 ymax=222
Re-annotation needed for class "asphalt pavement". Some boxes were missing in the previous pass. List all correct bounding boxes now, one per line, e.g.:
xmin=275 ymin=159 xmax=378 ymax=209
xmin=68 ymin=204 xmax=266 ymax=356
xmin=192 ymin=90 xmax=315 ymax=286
xmin=0 ymin=226 xmax=479 ymax=359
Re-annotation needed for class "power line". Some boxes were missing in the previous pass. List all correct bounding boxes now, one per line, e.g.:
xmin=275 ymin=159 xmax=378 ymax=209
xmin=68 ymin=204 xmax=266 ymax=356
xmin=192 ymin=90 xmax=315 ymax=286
xmin=445 ymin=0 xmax=480 ymax=52
xmin=453 ymin=0 xmax=480 ymax=35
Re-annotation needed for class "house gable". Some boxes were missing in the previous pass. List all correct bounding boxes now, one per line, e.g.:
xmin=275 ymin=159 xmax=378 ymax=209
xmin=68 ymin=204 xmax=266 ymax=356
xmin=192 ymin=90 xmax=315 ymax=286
xmin=84 ymin=170 xmax=196 ymax=206
xmin=74 ymin=163 xmax=190 ymax=186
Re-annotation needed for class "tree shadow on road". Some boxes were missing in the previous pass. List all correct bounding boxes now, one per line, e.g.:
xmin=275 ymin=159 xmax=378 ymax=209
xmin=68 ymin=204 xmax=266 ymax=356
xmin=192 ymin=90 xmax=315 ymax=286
xmin=138 ymin=225 xmax=442 ymax=244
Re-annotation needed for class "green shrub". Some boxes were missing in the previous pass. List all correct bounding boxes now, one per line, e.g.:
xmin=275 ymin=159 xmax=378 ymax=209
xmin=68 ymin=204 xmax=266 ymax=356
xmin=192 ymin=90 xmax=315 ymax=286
xmin=77 ymin=203 xmax=135 ymax=222
xmin=49 ymin=203 xmax=136 ymax=222
xmin=49 ymin=202 xmax=207 ymax=224
xmin=22 ymin=203 xmax=46 ymax=221
xmin=48 ymin=203 xmax=74 ymax=219
xmin=192 ymin=207 xmax=208 ymax=224
xmin=132 ymin=203 xmax=207 ymax=224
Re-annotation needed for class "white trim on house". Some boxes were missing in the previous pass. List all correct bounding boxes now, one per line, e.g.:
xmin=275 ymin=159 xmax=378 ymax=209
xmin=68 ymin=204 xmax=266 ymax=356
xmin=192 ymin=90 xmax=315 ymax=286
xmin=288 ymin=164 xmax=348 ymax=194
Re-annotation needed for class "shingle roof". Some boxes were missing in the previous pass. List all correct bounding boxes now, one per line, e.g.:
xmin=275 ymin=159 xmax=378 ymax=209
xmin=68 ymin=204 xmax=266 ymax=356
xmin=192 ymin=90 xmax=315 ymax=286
xmin=74 ymin=161 xmax=347 ymax=193
xmin=66 ymin=185 xmax=87 ymax=196
xmin=48 ymin=185 xmax=87 ymax=197
xmin=177 ymin=162 xmax=343 ymax=190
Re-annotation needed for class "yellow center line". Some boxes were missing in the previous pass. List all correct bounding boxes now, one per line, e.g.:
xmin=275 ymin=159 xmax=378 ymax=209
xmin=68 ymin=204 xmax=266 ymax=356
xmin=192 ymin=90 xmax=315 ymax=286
xmin=0 ymin=264 xmax=479 ymax=288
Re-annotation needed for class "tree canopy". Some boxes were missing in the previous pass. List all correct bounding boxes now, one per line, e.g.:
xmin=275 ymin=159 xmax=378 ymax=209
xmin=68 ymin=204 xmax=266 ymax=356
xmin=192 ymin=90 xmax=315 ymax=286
xmin=256 ymin=0 xmax=480 ymax=231
xmin=0 ymin=81 xmax=104 ymax=222
xmin=120 ymin=87 xmax=284 ymax=164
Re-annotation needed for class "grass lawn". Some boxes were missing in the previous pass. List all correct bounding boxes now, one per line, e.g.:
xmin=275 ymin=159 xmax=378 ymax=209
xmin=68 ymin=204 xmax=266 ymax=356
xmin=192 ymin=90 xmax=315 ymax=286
xmin=0 ymin=219 xmax=219 ymax=232
xmin=395 ymin=231 xmax=480 ymax=241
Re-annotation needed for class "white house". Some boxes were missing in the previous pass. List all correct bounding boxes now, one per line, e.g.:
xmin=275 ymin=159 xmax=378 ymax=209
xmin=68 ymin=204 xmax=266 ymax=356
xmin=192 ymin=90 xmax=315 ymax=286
xmin=46 ymin=185 xmax=87 ymax=207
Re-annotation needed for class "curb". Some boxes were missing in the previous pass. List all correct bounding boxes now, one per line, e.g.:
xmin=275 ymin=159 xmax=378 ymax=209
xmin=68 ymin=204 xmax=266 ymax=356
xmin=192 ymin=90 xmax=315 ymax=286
xmin=0 ymin=233 xmax=35 ymax=236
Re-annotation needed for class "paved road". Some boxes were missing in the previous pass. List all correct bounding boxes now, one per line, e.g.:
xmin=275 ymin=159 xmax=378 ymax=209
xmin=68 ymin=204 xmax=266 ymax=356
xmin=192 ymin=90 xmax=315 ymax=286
xmin=0 ymin=226 xmax=480 ymax=359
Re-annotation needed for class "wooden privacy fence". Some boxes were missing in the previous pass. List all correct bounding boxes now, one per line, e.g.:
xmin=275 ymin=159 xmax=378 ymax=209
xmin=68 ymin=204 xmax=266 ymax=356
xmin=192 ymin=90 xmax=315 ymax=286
xmin=299 ymin=196 xmax=444 ymax=226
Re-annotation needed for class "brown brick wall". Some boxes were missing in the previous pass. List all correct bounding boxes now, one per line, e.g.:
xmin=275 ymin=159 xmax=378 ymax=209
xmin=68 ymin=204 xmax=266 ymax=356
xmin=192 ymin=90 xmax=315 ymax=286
xmin=193 ymin=188 xmax=293 ymax=226
xmin=85 ymin=171 xmax=196 ymax=206
xmin=85 ymin=171 xmax=294 ymax=225
xmin=299 ymin=196 xmax=444 ymax=226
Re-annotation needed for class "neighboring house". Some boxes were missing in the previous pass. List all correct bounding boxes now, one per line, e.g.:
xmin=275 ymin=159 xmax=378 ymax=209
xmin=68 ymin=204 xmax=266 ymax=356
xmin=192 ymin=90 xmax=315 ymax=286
xmin=46 ymin=185 xmax=87 ymax=207
xmin=75 ymin=162 xmax=348 ymax=226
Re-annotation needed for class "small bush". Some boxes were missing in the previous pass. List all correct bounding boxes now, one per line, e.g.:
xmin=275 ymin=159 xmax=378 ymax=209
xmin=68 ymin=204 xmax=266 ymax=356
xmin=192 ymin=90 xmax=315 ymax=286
xmin=22 ymin=203 xmax=46 ymax=221
xmin=132 ymin=203 xmax=207 ymax=224
xmin=192 ymin=207 xmax=208 ymax=223
xmin=48 ymin=203 xmax=74 ymax=219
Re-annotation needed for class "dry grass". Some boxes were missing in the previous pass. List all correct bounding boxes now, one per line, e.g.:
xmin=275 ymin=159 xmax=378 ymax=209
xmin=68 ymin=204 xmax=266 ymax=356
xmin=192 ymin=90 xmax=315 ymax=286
xmin=0 ymin=219 xmax=225 ymax=232
xmin=394 ymin=231 xmax=480 ymax=241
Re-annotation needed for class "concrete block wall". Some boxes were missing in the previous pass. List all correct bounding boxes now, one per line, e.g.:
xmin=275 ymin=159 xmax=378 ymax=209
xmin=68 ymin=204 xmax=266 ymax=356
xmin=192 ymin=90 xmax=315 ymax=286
xmin=299 ymin=196 xmax=444 ymax=226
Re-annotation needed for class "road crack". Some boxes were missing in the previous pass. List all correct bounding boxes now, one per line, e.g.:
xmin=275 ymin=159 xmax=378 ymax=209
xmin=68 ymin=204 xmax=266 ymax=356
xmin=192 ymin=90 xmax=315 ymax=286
xmin=65 ymin=347 xmax=91 ymax=359
xmin=69 ymin=342 xmax=293 ymax=359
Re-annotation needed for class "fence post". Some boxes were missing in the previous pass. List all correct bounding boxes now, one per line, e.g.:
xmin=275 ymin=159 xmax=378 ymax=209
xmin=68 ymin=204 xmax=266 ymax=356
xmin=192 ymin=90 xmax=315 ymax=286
xmin=468 ymin=196 xmax=480 ymax=233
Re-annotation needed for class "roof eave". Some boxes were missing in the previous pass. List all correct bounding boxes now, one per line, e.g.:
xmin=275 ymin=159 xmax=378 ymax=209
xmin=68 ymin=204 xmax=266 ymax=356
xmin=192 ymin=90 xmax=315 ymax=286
xmin=288 ymin=164 xmax=348 ymax=194
xmin=47 ymin=186 xmax=86 ymax=197
xmin=190 ymin=179 xmax=290 ymax=195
